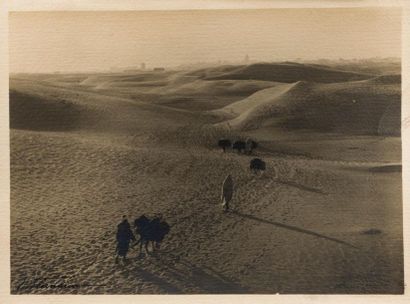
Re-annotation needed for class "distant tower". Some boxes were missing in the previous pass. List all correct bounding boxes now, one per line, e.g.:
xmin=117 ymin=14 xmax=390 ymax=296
xmin=141 ymin=62 xmax=146 ymax=70
xmin=244 ymin=54 xmax=250 ymax=64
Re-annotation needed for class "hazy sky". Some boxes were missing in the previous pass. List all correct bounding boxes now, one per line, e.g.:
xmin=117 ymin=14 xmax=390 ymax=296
xmin=9 ymin=8 xmax=401 ymax=73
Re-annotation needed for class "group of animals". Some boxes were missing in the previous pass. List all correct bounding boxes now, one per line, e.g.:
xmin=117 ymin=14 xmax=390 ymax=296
xmin=218 ymin=138 xmax=266 ymax=174
xmin=218 ymin=138 xmax=258 ymax=154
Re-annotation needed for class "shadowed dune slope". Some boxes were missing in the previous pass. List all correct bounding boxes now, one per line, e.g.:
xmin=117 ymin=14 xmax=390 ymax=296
xmin=80 ymin=72 xmax=175 ymax=87
xmin=368 ymin=74 xmax=401 ymax=85
xmin=201 ymin=63 xmax=373 ymax=83
xmin=215 ymin=78 xmax=400 ymax=136
xmin=9 ymin=90 xmax=89 ymax=132
xmin=9 ymin=79 xmax=199 ymax=137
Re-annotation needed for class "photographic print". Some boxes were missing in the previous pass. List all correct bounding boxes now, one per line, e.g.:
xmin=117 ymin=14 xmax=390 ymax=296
xmin=7 ymin=6 xmax=404 ymax=295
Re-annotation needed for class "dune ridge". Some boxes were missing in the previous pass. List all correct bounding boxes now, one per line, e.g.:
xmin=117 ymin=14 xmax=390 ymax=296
xmin=215 ymin=79 xmax=400 ymax=136
xmin=203 ymin=62 xmax=373 ymax=83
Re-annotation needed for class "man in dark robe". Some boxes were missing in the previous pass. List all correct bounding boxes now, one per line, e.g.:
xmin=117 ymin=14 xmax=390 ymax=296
xmin=115 ymin=215 xmax=136 ymax=263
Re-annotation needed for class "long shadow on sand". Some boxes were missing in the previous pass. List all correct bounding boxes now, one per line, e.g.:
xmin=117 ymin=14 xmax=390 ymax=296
xmin=147 ymin=253 xmax=248 ymax=294
xmin=232 ymin=211 xmax=357 ymax=249
xmin=133 ymin=267 xmax=183 ymax=293
xmin=275 ymin=179 xmax=327 ymax=195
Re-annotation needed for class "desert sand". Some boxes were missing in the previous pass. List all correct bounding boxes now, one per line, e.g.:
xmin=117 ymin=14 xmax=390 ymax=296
xmin=10 ymin=61 xmax=403 ymax=294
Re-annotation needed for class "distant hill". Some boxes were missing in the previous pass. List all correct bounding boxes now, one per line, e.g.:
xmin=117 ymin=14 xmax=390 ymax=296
xmin=198 ymin=62 xmax=374 ymax=83
xmin=308 ymin=58 xmax=401 ymax=75
xmin=185 ymin=65 xmax=243 ymax=79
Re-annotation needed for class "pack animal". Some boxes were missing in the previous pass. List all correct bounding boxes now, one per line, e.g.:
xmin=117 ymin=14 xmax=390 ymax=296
xmin=245 ymin=138 xmax=258 ymax=155
xmin=250 ymin=158 xmax=266 ymax=174
xmin=232 ymin=141 xmax=246 ymax=153
xmin=133 ymin=215 xmax=170 ymax=254
xmin=218 ymin=139 xmax=232 ymax=152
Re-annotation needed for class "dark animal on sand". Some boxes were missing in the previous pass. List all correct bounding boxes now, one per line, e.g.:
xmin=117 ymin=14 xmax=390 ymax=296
xmin=250 ymin=158 xmax=266 ymax=174
xmin=245 ymin=138 xmax=258 ymax=155
xmin=133 ymin=215 xmax=170 ymax=254
xmin=232 ymin=141 xmax=246 ymax=153
xmin=218 ymin=139 xmax=232 ymax=152
xmin=115 ymin=216 xmax=136 ymax=263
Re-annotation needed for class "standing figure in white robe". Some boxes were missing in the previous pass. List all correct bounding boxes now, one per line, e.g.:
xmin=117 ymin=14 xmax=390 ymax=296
xmin=221 ymin=174 xmax=234 ymax=212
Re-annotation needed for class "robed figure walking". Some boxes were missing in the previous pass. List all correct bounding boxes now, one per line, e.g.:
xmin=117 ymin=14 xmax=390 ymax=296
xmin=221 ymin=174 xmax=234 ymax=212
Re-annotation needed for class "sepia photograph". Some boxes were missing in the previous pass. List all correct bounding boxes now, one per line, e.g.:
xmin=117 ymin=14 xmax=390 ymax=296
xmin=5 ymin=3 xmax=406 ymax=297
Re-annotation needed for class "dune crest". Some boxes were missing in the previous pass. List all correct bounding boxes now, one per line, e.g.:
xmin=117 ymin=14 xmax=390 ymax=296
xmin=202 ymin=62 xmax=373 ymax=83
xmin=215 ymin=79 xmax=400 ymax=136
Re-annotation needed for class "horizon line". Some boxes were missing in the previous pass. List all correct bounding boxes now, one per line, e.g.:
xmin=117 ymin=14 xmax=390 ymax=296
xmin=9 ymin=57 xmax=401 ymax=75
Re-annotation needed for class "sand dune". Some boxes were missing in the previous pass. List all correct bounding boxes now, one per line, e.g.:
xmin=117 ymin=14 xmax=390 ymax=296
xmin=78 ymin=71 xmax=277 ymax=99
xmin=94 ymin=77 xmax=277 ymax=97
xmin=201 ymin=62 xmax=373 ymax=83
xmin=185 ymin=65 xmax=243 ymax=79
xmin=80 ymin=72 xmax=173 ymax=86
xmin=9 ymin=78 xmax=199 ymax=138
xmin=80 ymin=75 xmax=115 ymax=86
xmin=218 ymin=82 xmax=297 ymax=116
xmin=215 ymin=79 xmax=400 ymax=136
xmin=95 ymin=80 xmax=169 ymax=90
xmin=152 ymin=79 xmax=278 ymax=96
xmin=10 ymin=90 xmax=88 ymax=132
xmin=328 ymin=60 xmax=401 ymax=75
xmin=368 ymin=74 xmax=401 ymax=84
xmin=69 ymin=71 xmax=280 ymax=112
